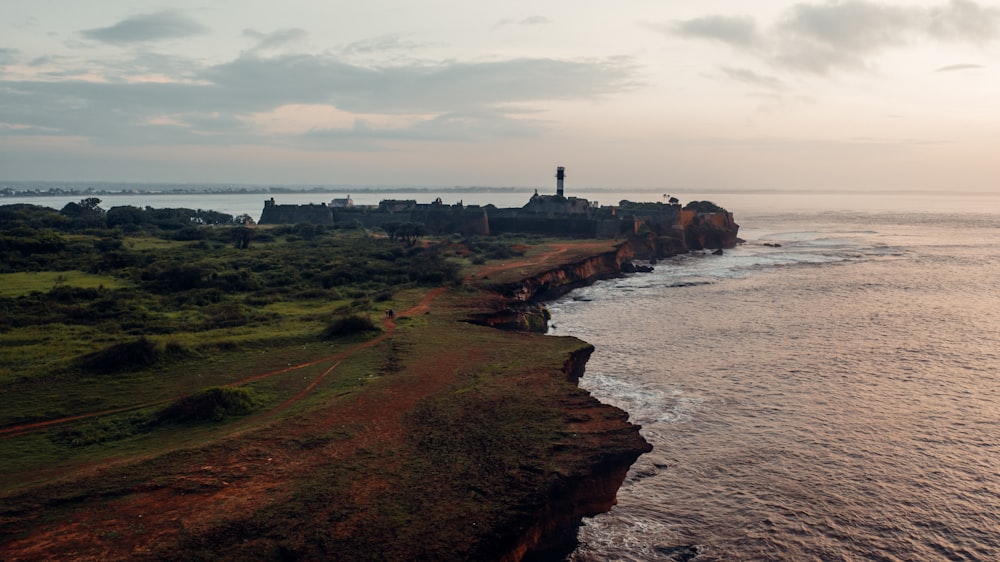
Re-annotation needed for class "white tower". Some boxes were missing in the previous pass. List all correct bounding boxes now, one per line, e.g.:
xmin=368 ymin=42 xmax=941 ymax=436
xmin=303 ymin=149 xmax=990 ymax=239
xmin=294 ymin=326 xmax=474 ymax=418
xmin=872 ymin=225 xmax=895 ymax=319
xmin=556 ymin=166 xmax=566 ymax=197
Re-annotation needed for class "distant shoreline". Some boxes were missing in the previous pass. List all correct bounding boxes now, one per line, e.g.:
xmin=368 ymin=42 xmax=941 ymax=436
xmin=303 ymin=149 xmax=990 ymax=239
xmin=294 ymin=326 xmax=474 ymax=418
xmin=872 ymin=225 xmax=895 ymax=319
xmin=3 ymin=182 xmax=989 ymax=199
xmin=0 ymin=184 xmax=531 ymax=198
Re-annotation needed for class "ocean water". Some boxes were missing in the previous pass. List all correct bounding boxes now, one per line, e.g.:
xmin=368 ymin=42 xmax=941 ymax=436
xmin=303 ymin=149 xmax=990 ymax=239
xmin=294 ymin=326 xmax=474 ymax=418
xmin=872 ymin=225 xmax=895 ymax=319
xmin=551 ymin=194 xmax=1000 ymax=561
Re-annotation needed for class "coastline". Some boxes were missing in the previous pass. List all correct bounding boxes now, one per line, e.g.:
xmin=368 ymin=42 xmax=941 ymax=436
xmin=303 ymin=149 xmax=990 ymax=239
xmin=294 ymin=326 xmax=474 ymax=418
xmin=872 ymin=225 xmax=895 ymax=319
xmin=0 ymin=239 xmax=652 ymax=561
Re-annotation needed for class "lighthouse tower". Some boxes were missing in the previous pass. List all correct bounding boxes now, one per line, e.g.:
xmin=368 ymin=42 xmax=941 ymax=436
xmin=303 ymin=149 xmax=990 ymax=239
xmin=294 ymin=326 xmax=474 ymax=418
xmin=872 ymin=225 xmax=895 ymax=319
xmin=556 ymin=166 xmax=566 ymax=197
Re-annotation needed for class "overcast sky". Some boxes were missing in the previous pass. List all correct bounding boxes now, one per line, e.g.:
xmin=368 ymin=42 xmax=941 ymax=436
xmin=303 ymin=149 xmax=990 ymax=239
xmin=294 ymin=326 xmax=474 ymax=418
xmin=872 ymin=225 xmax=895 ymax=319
xmin=1 ymin=1 xmax=998 ymax=191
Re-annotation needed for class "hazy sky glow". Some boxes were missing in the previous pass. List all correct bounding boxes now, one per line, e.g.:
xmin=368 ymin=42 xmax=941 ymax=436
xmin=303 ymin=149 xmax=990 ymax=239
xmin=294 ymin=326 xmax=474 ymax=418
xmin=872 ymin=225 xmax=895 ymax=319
xmin=2 ymin=1 xmax=998 ymax=191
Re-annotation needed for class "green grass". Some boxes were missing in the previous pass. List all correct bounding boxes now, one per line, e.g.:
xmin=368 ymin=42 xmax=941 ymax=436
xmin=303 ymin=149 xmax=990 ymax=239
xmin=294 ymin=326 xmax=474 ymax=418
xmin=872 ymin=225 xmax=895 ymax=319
xmin=0 ymin=271 xmax=128 ymax=297
xmin=0 ymin=347 xmax=379 ymax=491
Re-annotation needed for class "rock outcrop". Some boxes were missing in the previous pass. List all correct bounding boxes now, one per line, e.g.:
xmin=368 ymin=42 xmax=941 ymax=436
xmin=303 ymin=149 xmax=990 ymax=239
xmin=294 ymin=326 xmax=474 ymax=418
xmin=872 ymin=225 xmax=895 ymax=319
xmin=500 ymin=243 xmax=635 ymax=303
xmin=465 ymin=255 xmax=653 ymax=560
xmin=499 ymin=345 xmax=652 ymax=561
xmin=467 ymin=242 xmax=635 ymax=333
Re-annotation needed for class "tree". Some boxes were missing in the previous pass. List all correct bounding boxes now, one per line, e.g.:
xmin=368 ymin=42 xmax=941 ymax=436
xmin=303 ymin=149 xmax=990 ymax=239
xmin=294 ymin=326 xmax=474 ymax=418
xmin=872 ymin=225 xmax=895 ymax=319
xmin=107 ymin=206 xmax=146 ymax=227
xmin=80 ymin=197 xmax=103 ymax=212
xmin=60 ymin=198 xmax=106 ymax=227
xmin=233 ymin=226 xmax=254 ymax=249
xmin=396 ymin=222 xmax=427 ymax=247
xmin=382 ymin=222 xmax=401 ymax=241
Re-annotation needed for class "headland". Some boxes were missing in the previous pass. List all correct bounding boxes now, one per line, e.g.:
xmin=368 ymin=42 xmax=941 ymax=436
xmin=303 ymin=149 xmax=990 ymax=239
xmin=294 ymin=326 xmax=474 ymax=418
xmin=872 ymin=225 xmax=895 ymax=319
xmin=259 ymin=189 xmax=740 ymax=256
xmin=0 ymin=192 xmax=738 ymax=560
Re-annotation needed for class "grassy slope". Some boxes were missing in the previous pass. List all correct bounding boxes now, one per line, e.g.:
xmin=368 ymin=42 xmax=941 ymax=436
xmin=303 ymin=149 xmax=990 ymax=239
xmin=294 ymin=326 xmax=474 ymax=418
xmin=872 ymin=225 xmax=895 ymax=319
xmin=0 ymin=233 xmax=634 ymax=561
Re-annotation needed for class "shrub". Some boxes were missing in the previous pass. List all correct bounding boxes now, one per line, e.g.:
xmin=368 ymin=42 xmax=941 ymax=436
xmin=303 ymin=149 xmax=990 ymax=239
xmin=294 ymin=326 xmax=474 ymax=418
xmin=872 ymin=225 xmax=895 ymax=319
xmin=157 ymin=386 xmax=257 ymax=423
xmin=408 ymin=250 xmax=460 ymax=285
xmin=77 ymin=337 xmax=191 ymax=373
xmin=79 ymin=337 xmax=161 ymax=373
xmin=322 ymin=315 xmax=379 ymax=339
xmin=50 ymin=411 xmax=157 ymax=448
xmin=683 ymin=200 xmax=727 ymax=213
xmin=172 ymin=226 xmax=207 ymax=241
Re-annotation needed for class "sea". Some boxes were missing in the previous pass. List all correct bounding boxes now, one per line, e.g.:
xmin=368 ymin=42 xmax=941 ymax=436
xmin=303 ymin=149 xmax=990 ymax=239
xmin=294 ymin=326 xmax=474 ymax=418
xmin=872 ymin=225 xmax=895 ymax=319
xmin=4 ymin=187 xmax=1000 ymax=561
xmin=549 ymin=192 xmax=1000 ymax=561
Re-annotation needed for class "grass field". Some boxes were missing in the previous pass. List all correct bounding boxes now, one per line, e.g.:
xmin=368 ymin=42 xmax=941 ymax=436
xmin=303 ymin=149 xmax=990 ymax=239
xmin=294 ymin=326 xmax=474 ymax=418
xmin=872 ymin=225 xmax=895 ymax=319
xmin=0 ymin=270 xmax=129 ymax=297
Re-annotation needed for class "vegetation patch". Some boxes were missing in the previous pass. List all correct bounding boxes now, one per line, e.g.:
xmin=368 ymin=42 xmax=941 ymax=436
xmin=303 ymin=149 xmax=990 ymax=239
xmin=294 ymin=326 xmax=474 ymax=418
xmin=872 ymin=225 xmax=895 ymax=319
xmin=50 ymin=411 xmax=158 ymax=448
xmin=156 ymin=386 xmax=258 ymax=424
xmin=77 ymin=337 xmax=189 ymax=374
xmin=0 ymin=271 xmax=127 ymax=297
xmin=322 ymin=314 xmax=380 ymax=339
xmin=683 ymin=200 xmax=727 ymax=213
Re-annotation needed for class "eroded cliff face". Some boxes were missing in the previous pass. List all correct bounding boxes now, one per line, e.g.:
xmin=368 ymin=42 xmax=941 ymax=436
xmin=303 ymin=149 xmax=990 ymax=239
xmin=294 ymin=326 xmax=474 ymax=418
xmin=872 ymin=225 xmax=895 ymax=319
xmin=504 ymin=242 xmax=635 ymax=304
xmin=499 ymin=346 xmax=652 ymax=562
xmin=682 ymin=211 xmax=741 ymax=251
xmin=468 ymin=276 xmax=652 ymax=561
xmin=467 ymin=243 xmax=636 ymax=333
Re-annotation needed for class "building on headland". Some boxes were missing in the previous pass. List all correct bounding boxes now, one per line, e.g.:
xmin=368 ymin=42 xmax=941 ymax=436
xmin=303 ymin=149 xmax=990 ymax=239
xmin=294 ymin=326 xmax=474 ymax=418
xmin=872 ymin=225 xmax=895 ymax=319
xmin=330 ymin=195 xmax=353 ymax=208
xmin=258 ymin=168 xmax=740 ymax=255
xmin=262 ymin=197 xmax=334 ymax=225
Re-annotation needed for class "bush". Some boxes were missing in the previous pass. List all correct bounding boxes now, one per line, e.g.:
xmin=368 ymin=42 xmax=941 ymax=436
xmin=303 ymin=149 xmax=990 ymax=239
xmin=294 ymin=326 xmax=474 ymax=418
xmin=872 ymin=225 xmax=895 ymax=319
xmin=79 ymin=337 xmax=161 ymax=373
xmin=157 ymin=386 xmax=257 ymax=423
xmin=408 ymin=250 xmax=460 ymax=285
xmin=78 ymin=337 xmax=190 ymax=373
xmin=683 ymin=200 xmax=727 ymax=213
xmin=322 ymin=315 xmax=379 ymax=339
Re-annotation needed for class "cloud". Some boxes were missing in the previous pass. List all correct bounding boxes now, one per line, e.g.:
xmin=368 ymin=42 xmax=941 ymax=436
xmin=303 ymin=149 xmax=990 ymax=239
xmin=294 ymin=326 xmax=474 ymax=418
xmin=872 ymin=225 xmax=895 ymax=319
xmin=518 ymin=16 xmax=552 ymax=26
xmin=342 ymin=34 xmax=428 ymax=57
xmin=719 ymin=67 xmax=785 ymax=90
xmin=304 ymin=107 xmax=546 ymax=144
xmin=0 ymin=49 xmax=20 ymax=68
xmin=0 ymin=52 xmax=635 ymax=146
xmin=778 ymin=2 xmax=916 ymax=52
xmin=493 ymin=16 xmax=554 ymax=30
xmin=928 ymin=0 xmax=1000 ymax=41
xmin=200 ymin=54 xmax=636 ymax=114
xmin=935 ymin=63 xmax=984 ymax=71
xmin=670 ymin=15 xmax=759 ymax=47
xmin=81 ymin=11 xmax=209 ymax=45
xmin=667 ymin=1 xmax=1000 ymax=75
xmin=243 ymin=28 xmax=308 ymax=54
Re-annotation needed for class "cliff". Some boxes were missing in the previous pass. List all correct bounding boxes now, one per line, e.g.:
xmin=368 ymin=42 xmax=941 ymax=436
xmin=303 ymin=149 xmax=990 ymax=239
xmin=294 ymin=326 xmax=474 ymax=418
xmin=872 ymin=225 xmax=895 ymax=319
xmin=498 ymin=346 xmax=652 ymax=561
xmin=681 ymin=210 xmax=740 ymax=250
xmin=463 ymin=250 xmax=653 ymax=560
xmin=467 ymin=242 xmax=634 ymax=332
xmin=501 ymin=242 xmax=635 ymax=303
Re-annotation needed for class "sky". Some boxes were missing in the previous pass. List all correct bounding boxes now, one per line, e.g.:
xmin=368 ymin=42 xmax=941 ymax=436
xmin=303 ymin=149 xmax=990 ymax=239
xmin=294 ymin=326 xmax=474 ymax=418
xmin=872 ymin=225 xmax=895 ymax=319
xmin=1 ymin=1 xmax=998 ymax=191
